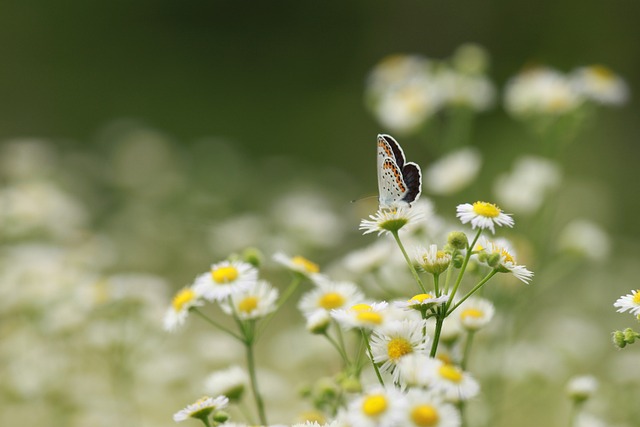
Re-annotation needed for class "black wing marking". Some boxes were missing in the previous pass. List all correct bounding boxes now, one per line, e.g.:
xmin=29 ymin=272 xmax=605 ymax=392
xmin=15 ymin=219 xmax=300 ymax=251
xmin=401 ymin=162 xmax=422 ymax=204
xmin=379 ymin=134 xmax=406 ymax=169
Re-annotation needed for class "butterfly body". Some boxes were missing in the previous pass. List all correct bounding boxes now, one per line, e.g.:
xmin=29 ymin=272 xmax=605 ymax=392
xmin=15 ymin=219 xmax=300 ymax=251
xmin=377 ymin=134 xmax=421 ymax=208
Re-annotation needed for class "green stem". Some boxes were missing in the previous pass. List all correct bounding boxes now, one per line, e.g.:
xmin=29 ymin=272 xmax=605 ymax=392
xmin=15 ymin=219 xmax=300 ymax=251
xmin=447 ymin=270 xmax=498 ymax=315
xmin=361 ymin=329 xmax=385 ymax=387
xmin=391 ymin=230 xmax=427 ymax=293
xmin=245 ymin=339 xmax=268 ymax=425
xmin=433 ymin=274 xmax=440 ymax=297
xmin=197 ymin=415 xmax=213 ymax=427
xmin=442 ymin=250 xmax=457 ymax=294
xmin=445 ymin=229 xmax=482 ymax=313
xmin=322 ymin=331 xmax=350 ymax=367
xmin=461 ymin=331 xmax=475 ymax=370
xmin=334 ymin=322 xmax=351 ymax=366
xmin=256 ymin=275 xmax=301 ymax=341
xmin=192 ymin=308 xmax=243 ymax=341
xmin=569 ymin=400 xmax=584 ymax=427
xmin=429 ymin=312 xmax=444 ymax=357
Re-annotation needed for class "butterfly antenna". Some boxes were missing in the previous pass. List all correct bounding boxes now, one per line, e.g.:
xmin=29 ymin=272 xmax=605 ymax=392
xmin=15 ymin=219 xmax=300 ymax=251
xmin=351 ymin=195 xmax=378 ymax=204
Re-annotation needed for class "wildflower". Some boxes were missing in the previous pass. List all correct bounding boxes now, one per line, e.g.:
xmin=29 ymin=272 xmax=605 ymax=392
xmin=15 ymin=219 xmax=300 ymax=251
xmin=193 ymin=260 xmax=258 ymax=302
xmin=482 ymin=240 xmax=533 ymax=284
xmin=402 ymin=389 xmax=461 ymax=427
xmin=394 ymin=293 xmax=449 ymax=311
xmin=422 ymin=358 xmax=480 ymax=402
xmin=614 ymin=289 xmax=640 ymax=317
xmin=331 ymin=302 xmax=389 ymax=331
xmin=204 ymin=366 xmax=248 ymax=402
xmin=173 ymin=395 xmax=229 ymax=422
xmin=273 ymin=252 xmax=322 ymax=278
xmin=344 ymin=386 xmax=407 ymax=427
xmin=458 ymin=298 xmax=495 ymax=331
xmin=219 ymin=280 xmax=278 ymax=320
xmin=570 ymin=65 xmax=629 ymax=106
xmin=424 ymin=148 xmax=482 ymax=196
xmin=369 ymin=319 xmax=429 ymax=382
xmin=456 ymin=201 xmax=513 ymax=234
xmin=305 ymin=310 xmax=332 ymax=334
xmin=558 ymin=219 xmax=610 ymax=261
xmin=360 ymin=206 xmax=423 ymax=236
xmin=438 ymin=69 xmax=495 ymax=111
xmin=415 ymin=245 xmax=452 ymax=275
xmin=163 ymin=286 xmax=204 ymax=332
xmin=566 ymin=375 xmax=598 ymax=403
xmin=298 ymin=279 xmax=364 ymax=317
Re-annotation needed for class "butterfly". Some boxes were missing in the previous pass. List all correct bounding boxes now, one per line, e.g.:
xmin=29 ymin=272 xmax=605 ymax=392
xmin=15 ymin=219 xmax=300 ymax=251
xmin=377 ymin=134 xmax=422 ymax=208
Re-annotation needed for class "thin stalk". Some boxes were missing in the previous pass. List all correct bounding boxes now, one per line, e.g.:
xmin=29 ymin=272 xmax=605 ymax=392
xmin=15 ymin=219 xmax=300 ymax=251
xmin=447 ymin=270 xmax=498 ymax=315
xmin=361 ymin=329 xmax=385 ymax=387
xmin=192 ymin=308 xmax=243 ymax=341
xmin=445 ymin=229 xmax=482 ymax=313
xmin=334 ymin=322 xmax=351 ymax=366
xmin=442 ymin=250 xmax=457 ymax=294
xmin=433 ymin=274 xmax=440 ymax=297
xmin=429 ymin=311 xmax=444 ymax=357
xmin=568 ymin=401 xmax=584 ymax=427
xmin=461 ymin=331 xmax=475 ymax=370
xmin=245 ymin=339 xmax=268 ymax=425
xmin=391 ymin=230 xmax=427 ymax=293
xmin=256 ymin=275 xmax=301 ymax=340
xmin=322 ymin=331 xmax=350 ymax=367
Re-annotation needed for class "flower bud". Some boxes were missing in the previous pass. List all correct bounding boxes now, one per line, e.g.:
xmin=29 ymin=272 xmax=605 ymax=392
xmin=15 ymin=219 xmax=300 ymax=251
xmin=448 ymin=231 xmax=468 ymax=250
xmin=242 ymin=247 xmax=263 ymax=268
xmin=306 ymin=310 xmax=331 ymax=335
xmin=612 ymin=330 xmax=627 ymax=349
xmin=212 ymin=411 xmax=230 ymax=423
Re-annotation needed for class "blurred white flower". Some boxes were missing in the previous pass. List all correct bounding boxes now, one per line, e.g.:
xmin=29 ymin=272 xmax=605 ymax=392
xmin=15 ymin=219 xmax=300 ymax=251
xmin=494 ymin=155 xmax=562 ymax=214
xmin=566 ymin=375 xmax=598 ymax=401
xmin=557 ymin=219 xmax=610 ymax=260
xmin=569 ymin=65 xmax=629 ymax=106
xmin=424 ymin=148 xmax=482 ymax=195
xmin=204 ymin=365 xmax=248 ymax=401
xmin=438 ymin=69 xmax=495 ymax=111
xmin=457 ymin=298 xmax=495 ymax=331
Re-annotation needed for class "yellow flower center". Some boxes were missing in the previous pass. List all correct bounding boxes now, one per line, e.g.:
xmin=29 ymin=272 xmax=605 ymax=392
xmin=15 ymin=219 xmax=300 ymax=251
xmin=410 ymin=293 xmax=433 ymax=303
xmin=633 ymin=290 xmax=640 ymax=305
xmin=387 ymin=337 xmax=413 ymax=360
xmin=351 ymin=303 xmax=373 ymax=312
xmin=590 ymin=65 xmax=614 ymax=80
xmin=292 ymin=256 xmax=320 ymax=274
xmin=298 ymin=410 xmax=326 ymax=424
xmin=500 ymin=248 xmax=515 ymax=264
xmin=362 ymin=394 xmax=387 ymax=417
xmin=172 ymin=288 xmax=196 ymax=311
xmin=438 ymin=364 xmax=463 ymax=383
xmin=436 ymin=250 xmax=448 ymax=260
xmin=472 ymin=201 xmax=501 ymax=218
xmin=356 ymin=311 xmax=383 ymax=325
xmin=410 ymin=404 xmax=439 ymax=426
xmin=238 ymin=296 xmax=258 ymax=314
xmin=437 ymin=353 xmax=453 ymax=365
xmin=319 ymin=292 xmax=346 ymax=310
xmin=461 ymin=308 xmax=484 ymax=320
xmin=212 ymin=266 xmax=239 ymax=284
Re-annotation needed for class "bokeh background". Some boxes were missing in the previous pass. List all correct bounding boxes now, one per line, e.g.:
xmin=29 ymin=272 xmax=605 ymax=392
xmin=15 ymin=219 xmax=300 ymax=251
xmin=1 ymin=2 xmax=640 ymax=427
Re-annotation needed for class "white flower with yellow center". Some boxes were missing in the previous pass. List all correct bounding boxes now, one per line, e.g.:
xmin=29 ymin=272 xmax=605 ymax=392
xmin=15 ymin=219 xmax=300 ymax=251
xmin=173 ymin=395 xmax=229 ymax=422
xmin=457 ymin=298 xmax=494 ymax=332
xmin=424 ymin=358 xmax=479 ymax=402
xmin=456 ymin=201 xmax=513 ymax=234
xmin=163 ymin=286 xmax=204 ymax=332
xmin=415 ymin=245 xmax=452 ymax=275
xmin=481 ymin=239 xmax=533 ymax=284
xmin=614 ymin=289 xmax=640 ymax=317
xmin=402 ymin=389 xmax=461 ymax=427
xmin=193 ymin=260 xmax=258 ymax=302
xmin=570 ymin=65 xmax=629 ymax=106
xmin=344 ymin=386 xmax=407 ymax=427
xmin=204 ymin=365 xmax=248 ymax=402
xmin=273 ymin=252 xmax=323 ymax=278
xmin=424 ymin=147 xmax=482 ymax=196
xmin=438 ymin=69 xmax=495 ymax=111
xmin=360 ymin=206 xmax=423 ymax=236
xmin=370 ymin=319 xmax=429 ymax=382
xmin=394 ymin=293 xmax=449 ymax=312
xmin=331 ymin=302 xmax=389 ymax=331
xmin=219 ymin=280 xmax=278 ymax=320
xmin=298 ymin=280 xmax=364 ymax=317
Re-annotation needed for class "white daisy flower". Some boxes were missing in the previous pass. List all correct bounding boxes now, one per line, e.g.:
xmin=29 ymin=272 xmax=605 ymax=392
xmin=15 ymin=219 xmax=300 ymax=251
xmin=193 ymin=260 xmax=258 ymax=302
xmin=204 ymin=365 xmax=248 ymax=402
xmin=394 ymin=293 xmax=449 ymax=312
xmin=456 ymin=201 xmax=514 ymax=234
xmin=457 ymin=298 xmax=494 ymax=331
xmin=569 ymin=65 xmax=629 ymax=106
xmin=219 ymin=280 xmax=278 ymax=320
xmin=173 ymin=395 xmax=229 ymax=422
xmin=566 ymin=375 xmax=598 ymax=402
xmin=424 ymin=147 xmax=482 ymax=196
xmin=481 ymin=239 xmax=533 ymax=284
xmin=163 ymin=286 xmax=205 ymax=332
xmin=402 ymin=388 xmax=461 ymax=427
xmin=343 ymin=386 xmax=408 ymax=427
xmin=422 ymin=358 xmax=480 ymax=402
xmin=360 ymin=206 xmax=423 ymax=236
xmin=305 ymin=309 xmax=332 ymax=334
xmin=614 ymin=289 xmax=640 ymax=317
xmin=298 ymin=279 xmax=365 ymax=317
xmin=438 ymin=69 xmax=495 ymax=111
xmin=369 ymin=319 xmax=429 ymax=382
xmin=331 ymin=302 xmax=389 ymax=331
xmin=415 ymin=244 xmax=452 ymax=275
xmin=273 ymin=252 xmax=323 ymax=278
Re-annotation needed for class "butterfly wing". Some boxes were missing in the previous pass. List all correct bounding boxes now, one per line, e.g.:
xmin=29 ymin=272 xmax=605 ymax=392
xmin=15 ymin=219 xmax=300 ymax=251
xmin=376 ymin=134 xmax=421 ymax=208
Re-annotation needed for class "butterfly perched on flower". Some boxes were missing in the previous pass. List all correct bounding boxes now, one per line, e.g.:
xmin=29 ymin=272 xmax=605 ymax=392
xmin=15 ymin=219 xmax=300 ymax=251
xmin=377 ymin=134 xmax=422 ymax=208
